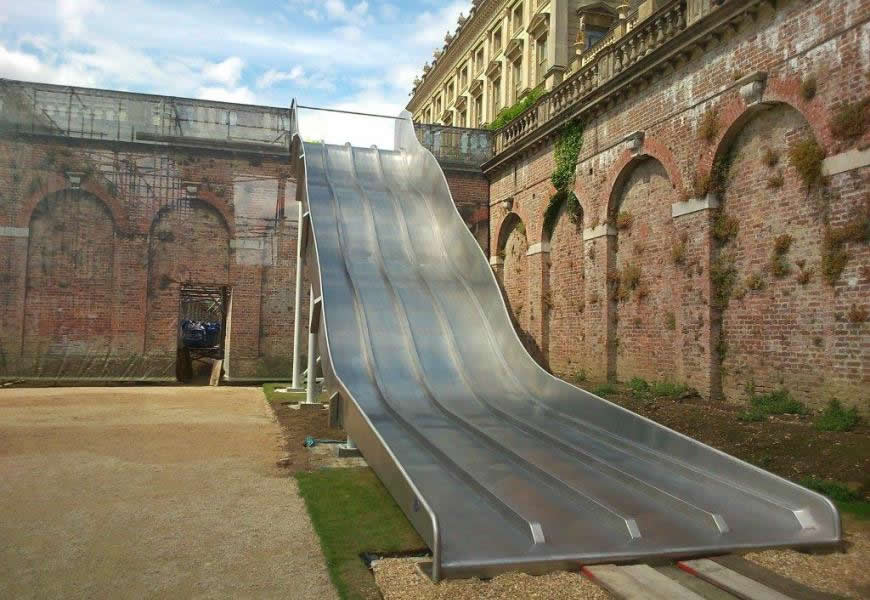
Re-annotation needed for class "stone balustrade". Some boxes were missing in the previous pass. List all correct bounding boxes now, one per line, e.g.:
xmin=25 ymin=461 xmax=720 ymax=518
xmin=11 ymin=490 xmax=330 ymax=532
xmin=492 ymin=0 xmax=689 ymax=156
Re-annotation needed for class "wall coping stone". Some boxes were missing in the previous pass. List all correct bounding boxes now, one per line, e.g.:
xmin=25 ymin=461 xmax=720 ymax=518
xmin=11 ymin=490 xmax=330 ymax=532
xmin=526 ymin=242 xmax=551 ymax=255
xmin=823 ymin=147 xmax=870 ymax=176
xmin=0 ymin=226 xmax=29 ymax=238
xmin=672 ymin=194 xmax=719 ymax=217
xmin=583 ymin=224 xmax=616 ymax=240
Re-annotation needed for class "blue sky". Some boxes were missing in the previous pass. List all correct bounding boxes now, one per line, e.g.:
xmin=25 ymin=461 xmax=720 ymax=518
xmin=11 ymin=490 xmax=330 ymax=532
xmin=0 ymin=0 xmax=470 ymax=115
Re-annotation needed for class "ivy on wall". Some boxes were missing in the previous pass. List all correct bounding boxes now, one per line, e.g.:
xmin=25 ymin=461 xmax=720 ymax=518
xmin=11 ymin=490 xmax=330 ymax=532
xmin=542 ymin=120 xmax=584 ymax=239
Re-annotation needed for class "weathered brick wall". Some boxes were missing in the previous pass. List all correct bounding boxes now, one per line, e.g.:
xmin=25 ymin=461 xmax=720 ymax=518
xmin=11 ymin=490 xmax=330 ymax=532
xmin=444 ymin=169 xmax=490 ymax=254
xmin=489 ymin=0 xmax=870 ymax=412
xmin=0 ymin=137 xmax=300 ymax=380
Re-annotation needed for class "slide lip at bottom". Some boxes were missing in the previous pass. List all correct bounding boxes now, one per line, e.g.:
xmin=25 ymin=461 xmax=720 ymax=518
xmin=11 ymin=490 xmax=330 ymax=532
xmin=415 ymin=537 xmax=844 ymax=581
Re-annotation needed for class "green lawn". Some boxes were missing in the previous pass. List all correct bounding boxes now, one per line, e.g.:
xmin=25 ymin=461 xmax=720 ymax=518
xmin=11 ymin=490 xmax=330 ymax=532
xmin=262 ymin=382 xmax=328 ymax=404
xmin=296 ymin=468 xmax=424 ymax=600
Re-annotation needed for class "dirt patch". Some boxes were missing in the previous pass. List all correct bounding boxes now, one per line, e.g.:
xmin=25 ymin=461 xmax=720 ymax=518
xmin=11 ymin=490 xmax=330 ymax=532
xmin=596 ymin=391 xmax=870 ymax=498
xmin=268 ymin=394 xmax=347 ymax=473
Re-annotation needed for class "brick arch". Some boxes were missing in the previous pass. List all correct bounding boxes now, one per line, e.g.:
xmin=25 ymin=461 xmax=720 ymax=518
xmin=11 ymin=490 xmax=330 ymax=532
xmin=138 ymin=190 xmax=236 ymax=238
xmin=540 ymin=195 xmax=585 ymax=245
xmin=494 ymin=211 xmax=526 ymax=255
xmin=699 ymin=82 xmax=827 ymax=181
xmin=194 ymin=189 xmax=236 ymax=238
xmin=16 ymin=174 xmax=129 ymax=232
xmin=599 ymin=138 xmax=683 ymax=217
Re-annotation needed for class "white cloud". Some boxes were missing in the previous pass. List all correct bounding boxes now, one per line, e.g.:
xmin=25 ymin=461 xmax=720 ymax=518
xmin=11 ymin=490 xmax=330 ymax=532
xmin=2 ymin=0 xmax=473 ymax=116
xmin=414 ymin=2 xmax=468 ymax=46
xmin=57 ymin=0 xmax=105 ymax=37
xmin=202 ymin=56 xmax=244 ymax=87
xmin=324 ymin=0 xmax=370 ymax=22
xmin=257 ymin=65 xmax=304 ymax=88
xmin=197 ymin=85 xmax=256 ymax=104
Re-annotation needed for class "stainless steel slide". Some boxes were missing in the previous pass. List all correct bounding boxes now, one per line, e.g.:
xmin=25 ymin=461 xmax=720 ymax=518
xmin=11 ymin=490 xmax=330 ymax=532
xmin=289 ymin=104 xmax=841 ymax=581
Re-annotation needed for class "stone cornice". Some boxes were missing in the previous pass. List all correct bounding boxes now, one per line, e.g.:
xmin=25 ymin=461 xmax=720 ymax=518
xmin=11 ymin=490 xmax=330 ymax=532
xmin=408 ymin=0 xmax=507 ymax=112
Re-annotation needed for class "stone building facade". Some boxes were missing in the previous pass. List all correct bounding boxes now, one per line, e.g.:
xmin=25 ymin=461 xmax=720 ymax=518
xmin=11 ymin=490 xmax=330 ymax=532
xmin=410 ymin=0 xmax=634 ymax=127
xmin=409 ymin=0 xmax=870 ymax=412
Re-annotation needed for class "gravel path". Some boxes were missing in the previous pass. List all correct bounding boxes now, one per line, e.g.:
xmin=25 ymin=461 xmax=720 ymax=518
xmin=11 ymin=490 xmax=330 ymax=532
xmin=745 ymin=519 xmax=870 ymax=599
xmin=373 ymin=559 xmax=612 ymax=600
xmin=0 ymin=386 xmax=338 ymax=600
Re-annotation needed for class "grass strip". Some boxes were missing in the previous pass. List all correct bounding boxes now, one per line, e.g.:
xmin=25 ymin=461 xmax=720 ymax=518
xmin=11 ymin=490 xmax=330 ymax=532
xmin=296 ymin=467 xmax=424 ymax=600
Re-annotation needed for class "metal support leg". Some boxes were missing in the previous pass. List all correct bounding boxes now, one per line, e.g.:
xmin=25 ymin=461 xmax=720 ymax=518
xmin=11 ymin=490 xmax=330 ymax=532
xmin=337 ymin=436 xmax=361 ymax=457
xmin=291 ymin=202 xmax=305 ymax=389
xmin=305 ymin=285 xmax=318 ymax=404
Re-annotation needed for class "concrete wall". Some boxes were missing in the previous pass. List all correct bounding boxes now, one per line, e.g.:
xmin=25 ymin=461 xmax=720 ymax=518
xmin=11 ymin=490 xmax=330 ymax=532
xmin=488 ymin=0 xmax=870 ymax=412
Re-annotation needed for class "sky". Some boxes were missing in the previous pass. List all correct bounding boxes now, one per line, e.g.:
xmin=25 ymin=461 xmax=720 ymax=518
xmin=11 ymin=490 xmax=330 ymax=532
xmin=0 ymin=0 xmax=471 ymax=118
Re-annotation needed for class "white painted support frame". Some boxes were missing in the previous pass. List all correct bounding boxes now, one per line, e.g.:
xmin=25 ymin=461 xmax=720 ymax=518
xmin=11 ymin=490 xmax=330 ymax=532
xmin=291 ymin=201 xmax=305 ymax=389
xmin=305 ymin=286 xmax=322 ymax=405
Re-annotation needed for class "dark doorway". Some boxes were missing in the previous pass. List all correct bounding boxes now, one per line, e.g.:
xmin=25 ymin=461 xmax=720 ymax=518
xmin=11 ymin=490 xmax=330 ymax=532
xmin=177 ymin=285 xmax=229 ymax=384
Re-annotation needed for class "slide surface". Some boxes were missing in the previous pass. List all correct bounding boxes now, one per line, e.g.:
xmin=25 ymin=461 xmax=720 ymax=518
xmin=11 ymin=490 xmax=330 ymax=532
xmin=290 ymin=106 xmax=840 ymax=581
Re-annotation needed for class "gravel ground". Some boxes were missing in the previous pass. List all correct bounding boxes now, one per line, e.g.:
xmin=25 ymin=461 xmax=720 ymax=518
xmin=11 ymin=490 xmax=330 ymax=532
xmin=0 ymin=386 xmax=338 ymax=600
xmin=375 ymin=522 xmax=870 ymax=599
xmin=373 ymin=559 xmax=612 ymax=600
xmin=745 ymin=519 xmax=870 ymax=599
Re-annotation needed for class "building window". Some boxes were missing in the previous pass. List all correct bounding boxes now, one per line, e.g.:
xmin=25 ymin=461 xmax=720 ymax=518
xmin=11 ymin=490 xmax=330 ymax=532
xmin=447 ymin=81 xmax=455 ymax=102
xmin=492 ymin=26 xmax=503 ymax=53
xmin=586 ymin=26 xmax=608 ymax=49
xmin=492 ymin=76 xmax=502 ymax=115
xmin=512 ymin=3 xmax=524 ymax=34
xmin=435 ymin=95 xmax=442 ymax=116
xmin=460 ymin=65 xmax=468 ymax=89
xmin=512 ymin=58 xmax=523 ymax=102
xmin=474 ymin=46 xmax=485 ymax=74
xmin=536 ymin=35 xmax=548 ymax=84
xmin=458 ymin=109 xmax=467 ymax=128
xmin=474 ymin=94 xmax=483 ymax=126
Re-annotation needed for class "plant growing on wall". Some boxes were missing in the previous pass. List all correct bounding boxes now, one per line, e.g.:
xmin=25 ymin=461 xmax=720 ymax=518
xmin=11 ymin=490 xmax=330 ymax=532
xmin=788 ymin=137 xmax=826 ymax=189
xmin=542 ymin=120 xmax=584 ymax=238
xmin=821 ymin=200 xmax=870 ymax=285
xmin=487 ymin=86 xmax=546 ymax=131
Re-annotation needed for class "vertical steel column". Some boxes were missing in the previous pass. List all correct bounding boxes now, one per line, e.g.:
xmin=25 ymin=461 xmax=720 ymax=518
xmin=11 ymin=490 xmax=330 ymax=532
xmin=291 ymin=201 xmax=305 ymax=389
xmin=305 ymin=285 xmax=318 ymax=404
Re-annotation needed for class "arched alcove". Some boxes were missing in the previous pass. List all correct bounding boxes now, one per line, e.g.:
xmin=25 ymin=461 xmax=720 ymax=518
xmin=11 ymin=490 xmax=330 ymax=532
xmin=144 ymin=199 xmax=231 ymax=375
xmin=22 ymin=189 xmax=116 ymax=376
xmin=607 ymin=156 xmax=677 ymax=383
xmin=711 ymin=102 xmax=831 ymax=406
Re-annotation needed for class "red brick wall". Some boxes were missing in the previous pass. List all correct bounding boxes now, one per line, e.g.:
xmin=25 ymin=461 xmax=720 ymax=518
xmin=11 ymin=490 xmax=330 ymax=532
xmin=488 ymin=0 xmax=869 ymax=412
xmin=544 ymin=210 xmax=586 ymax=376
xmin=444 ymin=169 xmax=490 ymax=254
xmin=0 ymin=137 xmax=300 ymax=380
